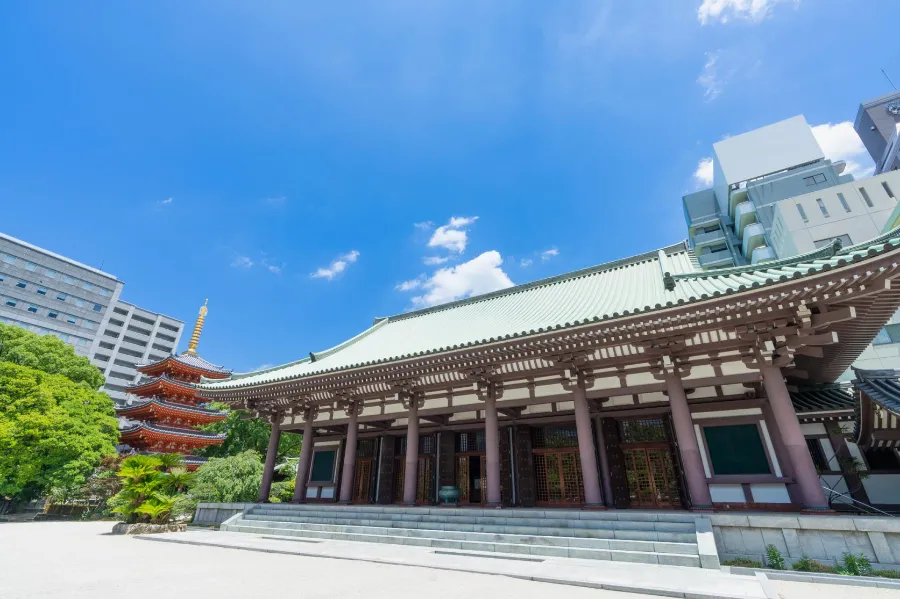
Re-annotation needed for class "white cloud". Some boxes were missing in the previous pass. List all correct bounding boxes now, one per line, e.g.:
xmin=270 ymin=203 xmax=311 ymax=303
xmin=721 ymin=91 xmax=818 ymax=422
xmin=403 ymin=251 xmax=514 ymax=308
xmin=541 ymin=248 xmax=559 ymax=262
xmin=161 ymin=197 xmax=173 ymax=205
xmin=811 ymin=122 xmax=875 ymax=180
xmin=262 ymin=196 xmax=287 ymax=206
xmin=697 ymin=52 xmax=724 ymax=101
xmin=311 ymin=250 xmax=360 ymax=281
xmin=267 ymin=264 xmax=283 ymax=275
xmin=520 ymin=258 xmax=533 ymax=268
xmin=414 ymin=221 xmax=434 ymax=231
xmin=254 ymin=363 xmax=274 ymax=371
xmin=231 ymin=256 xmax=254 ymax=269
xmin=428 ymin=216 xmax=479 ymax=254
xmin=698 ymin=0 xmax=796 ymax=25
xmin=395 ymin=277 xmax=425 ymax=291
xmin=423 ymin=256 xmax=449 ymax=265
xmin=694 ymin=157 xmax=714 ymax=187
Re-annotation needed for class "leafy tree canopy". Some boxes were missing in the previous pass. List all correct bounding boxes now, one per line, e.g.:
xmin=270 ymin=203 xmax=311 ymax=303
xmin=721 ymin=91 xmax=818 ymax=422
xmin=190 ymin=450 xmax=264 ymax=504
xmin=197 ymin=404 xmax=301 ymax=462
xmin=0 ymin=362 xmax=118 ymax=503
xmin=0 ymin=322 xmax=105 ymax=389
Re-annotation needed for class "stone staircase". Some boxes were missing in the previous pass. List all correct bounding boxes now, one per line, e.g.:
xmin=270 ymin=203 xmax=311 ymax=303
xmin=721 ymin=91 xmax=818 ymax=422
xmin=221 ymin=504 xmax=706 ymax=568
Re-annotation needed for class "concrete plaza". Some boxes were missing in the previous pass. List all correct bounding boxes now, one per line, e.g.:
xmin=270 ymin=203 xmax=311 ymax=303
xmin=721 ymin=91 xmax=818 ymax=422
xmin=1 ymin=521 xmax=897 ymax=599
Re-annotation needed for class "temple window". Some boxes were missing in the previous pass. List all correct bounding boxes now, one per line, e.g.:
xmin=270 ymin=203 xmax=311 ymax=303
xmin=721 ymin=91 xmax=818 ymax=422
xmin=702 ymin=424 xmax=771 ymax=475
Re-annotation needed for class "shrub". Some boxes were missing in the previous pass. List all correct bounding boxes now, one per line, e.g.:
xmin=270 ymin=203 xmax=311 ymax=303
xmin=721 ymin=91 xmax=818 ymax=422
xmin=792 ymin=557 xmax=836 ymax=573
xmin=269 ymin=479 xmax=295 ymax=503
xmin=765 ymin=545 xmax=786 ymax=570
xmin=722 ymin=558 xmax=763 ymax=568
xmin=837 ymin=552 xmax=874 ymax=577
xmin=874 ymin=569 xmax=900 ymax=579
xmin=108 ymin=454 xmax=194 ymax=524
xmin=190 ymin=450 xmax=264 ymax=504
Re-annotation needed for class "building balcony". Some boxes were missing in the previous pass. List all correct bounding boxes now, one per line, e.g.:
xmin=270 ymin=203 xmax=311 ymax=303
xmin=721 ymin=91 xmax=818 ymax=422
xmin=734 ymin=201 xmax=758 ymax=238
xmin=751 ymin=245 xmax=777 ymax=265
xmin=741 ymin=222 xmax=766 ymax=258
xmin=692 ymin=228 xmax=727 ymax=248
xmin=728 ymin=188 xmax=749 ymax=220
xmin=698 ymin=248 xmax=736 ymax=269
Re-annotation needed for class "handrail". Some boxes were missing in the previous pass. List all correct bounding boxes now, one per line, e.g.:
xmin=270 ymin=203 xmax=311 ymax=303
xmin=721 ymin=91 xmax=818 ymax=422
xmin=823 ymin=486 xmax=894 ymax=517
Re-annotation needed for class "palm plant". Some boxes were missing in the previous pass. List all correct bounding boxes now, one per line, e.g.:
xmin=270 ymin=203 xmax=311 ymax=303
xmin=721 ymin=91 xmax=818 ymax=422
xmin=155 ymin=453 xmax=186 ymax=473
xmin=134 ymin=493 xmax=181 ymax=524
xmin=162 ymin=467 xmax=196 ymax=494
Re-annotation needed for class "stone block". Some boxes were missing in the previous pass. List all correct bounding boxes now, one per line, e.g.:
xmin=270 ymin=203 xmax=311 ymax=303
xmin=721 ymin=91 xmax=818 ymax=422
xmin=657 ymin=554 xmax=700 ymax=568
xmin=782 ymin=528 xmax=803 ymax=558
xmin=819 ymin=531 xmax=851 ymax=559
xmin=868 ymin=532 xmax=897 ymax=564
xmin=740 ymin=528 xmax=767 ymax=555
xmin=568 ymin=537 xmax=610 ymax=550
xmin=462 ymin=542 xmax=496 ymax=553
xmin=708 ymin=514 xmax=750 ymax=527
xmin=653 ymin=541 xmax=698 ymax=555
xmin=614 ymin=530 xmax=658 ymax=542
xmin=797 ymin=516 xmax=856 ymax=531
xmin=747 ymin=515 xmax=800 ymax=529
xmin=609 ymin=550 xmax=657 ymax=564
xmin=720 ymin=527 xmax=746 ymax=554
xmin=854 ymin=518 xmax=900 ymax=533
xmin=760 ymin=529 xmax=787 ymax=555
xmin=797 ymin=530 xmax=827 ymax=560
xmin=566 ymin=547 xmax=611 ymax=560
xmin=531 ymin=546 xmax=569 ymax=558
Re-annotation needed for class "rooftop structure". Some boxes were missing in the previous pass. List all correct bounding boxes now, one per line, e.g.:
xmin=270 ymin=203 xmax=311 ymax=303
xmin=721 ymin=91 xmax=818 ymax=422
xmin=117 ymin=300 xmax=230 ymax=469
xmin=197 ymin=227 xmax=900 ymax=514
xmin=855 ymin=90 xmax=900 ymax=175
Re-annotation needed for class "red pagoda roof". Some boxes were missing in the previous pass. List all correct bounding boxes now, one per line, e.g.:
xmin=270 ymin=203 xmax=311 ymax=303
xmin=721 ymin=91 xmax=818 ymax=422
xmin=137 ymin=352 xmax=232 ymax=379
xmin=119 ymin=421 xmax=226 ymax=445
xmin=116 ymin=398 xmax=228 ymax=424
xmin=126 ymin=374 xmax=199 ymax=397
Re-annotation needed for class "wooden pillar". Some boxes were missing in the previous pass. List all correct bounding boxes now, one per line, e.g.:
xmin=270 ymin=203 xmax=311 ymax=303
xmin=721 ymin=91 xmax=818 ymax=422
xmin=666 ymin=373 xmax=713 ymax=509
xmin=760 ymin=365 xmax=829 ymax=510
xmin=338 ymin=401 xmax=360 ymax=504
xmin=825 ymin=421 xmax=871 ymax=506
xmin=761 ymin=400 xmax=803 ymax=505
xmin=484 ymin=390 xmax=502 ymax=507
xmin=403 ymin=400 xmax=420 ymax=505
xmin=291 ymin=407 xmax=317 ymax=503
xmin=594 ymin=415 xmax=615 ymax=508
xmin=258 ymin=412 xmax=282 ymax=503
xmin=573 ymin=379 xmax=603 ymax=507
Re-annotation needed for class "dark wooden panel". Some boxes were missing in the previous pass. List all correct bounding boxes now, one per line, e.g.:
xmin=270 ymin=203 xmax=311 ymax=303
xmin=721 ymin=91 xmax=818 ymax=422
xmin=663 ymin=414 xmax=689 ymax=510
xmin=500 ymin=426 xmax=512 ymax=506
xmin=602 ymin=418 xmax=630 ymax=509
xmin=439 ymin=431 xmax=456 ymax=488
xmin=376 ymin=435 xmax=396 ymax=504
xmin=513 ymin=425 xmax=536 ymax=507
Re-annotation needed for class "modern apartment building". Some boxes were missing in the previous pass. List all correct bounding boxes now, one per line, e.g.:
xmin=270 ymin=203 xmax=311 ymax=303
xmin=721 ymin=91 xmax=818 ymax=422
xmin=855 ymin=90 xmax=900 ymax=175
xmin=0 ymin=232 xmax=184 ymax=403
xmin=0 ymin=232 xmax=124 ymax=356
xmin=90 ymin=300 xmax=185 ymax=404
xmin=683 ymin=116 xmax=855 ymax=270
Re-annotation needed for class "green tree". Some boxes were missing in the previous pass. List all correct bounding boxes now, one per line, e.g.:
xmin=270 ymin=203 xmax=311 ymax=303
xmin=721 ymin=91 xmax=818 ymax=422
xmin=190 ymin=450 xmax=264 ymax=503
xmin=197 ymin=404 xmax=301 ymax=463
xmin=0 ymin=322 xmax=105 ymax=389
xmin=0 ymin=361 xmax=118 ymax=506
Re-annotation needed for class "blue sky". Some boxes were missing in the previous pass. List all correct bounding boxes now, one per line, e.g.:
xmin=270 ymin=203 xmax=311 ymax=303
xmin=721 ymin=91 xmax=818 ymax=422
xmin=1 ymin=1 xmax=896 ymax=372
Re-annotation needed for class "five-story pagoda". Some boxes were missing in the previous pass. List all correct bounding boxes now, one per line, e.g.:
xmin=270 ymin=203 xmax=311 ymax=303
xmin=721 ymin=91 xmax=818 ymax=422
xmin=117 ymin=300 xmax=231 ymax=469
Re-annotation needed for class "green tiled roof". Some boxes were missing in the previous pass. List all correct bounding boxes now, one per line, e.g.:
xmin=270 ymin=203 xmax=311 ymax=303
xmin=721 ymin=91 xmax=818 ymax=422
xmin=200 ymin=229 xmax=900 ymax=391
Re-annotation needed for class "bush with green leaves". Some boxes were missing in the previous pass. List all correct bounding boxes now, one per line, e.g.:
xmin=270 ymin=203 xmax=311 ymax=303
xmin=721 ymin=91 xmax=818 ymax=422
xmin=189 ymin=450 xmax=264 ymax=504
xmin=765 ymin=544 xmax=786 ymax=570
xmin=269 ymin=479 xmax=296 ymax=503
xmin=108 ymin=454 xmax=196 ymax=524
xmin=792 ymin=557 xmax=836 ymax=573
xmin=837 ymin=552 xmax=874 ymax=577
xmin=721 ymin=558 xmax=763 ymax=568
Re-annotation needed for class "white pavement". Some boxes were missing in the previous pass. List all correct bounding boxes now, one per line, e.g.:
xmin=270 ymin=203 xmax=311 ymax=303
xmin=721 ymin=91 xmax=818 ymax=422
xmin=0 ymin=522 xmax=896 ymax=599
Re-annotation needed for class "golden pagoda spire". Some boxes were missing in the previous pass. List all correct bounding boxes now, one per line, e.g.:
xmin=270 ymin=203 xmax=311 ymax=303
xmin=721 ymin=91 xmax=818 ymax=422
xmin=184 ymin=299 xmax=208 ymax=355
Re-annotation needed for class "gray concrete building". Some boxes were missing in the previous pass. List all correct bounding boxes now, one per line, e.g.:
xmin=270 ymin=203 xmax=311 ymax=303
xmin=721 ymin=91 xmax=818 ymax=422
xmin=0 ymin=232 xmax=184 ymax=403
xmin=90 ymin=300 xmax=184 ymax=404
xmin=855 ymin=90 xmax=900 ymax=175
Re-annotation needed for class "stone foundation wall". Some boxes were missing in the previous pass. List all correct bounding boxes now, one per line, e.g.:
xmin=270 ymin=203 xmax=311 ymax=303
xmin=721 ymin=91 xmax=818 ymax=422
xmin=709 ymin=513 xmax=900 ymax=569
xmin=193 ymin=502 xmax=253 ymax=526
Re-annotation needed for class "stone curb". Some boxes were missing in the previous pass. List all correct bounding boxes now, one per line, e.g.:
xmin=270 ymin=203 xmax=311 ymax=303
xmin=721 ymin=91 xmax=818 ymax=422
xmin=729 ymin=566 xmax=900 ymax=589
xmin=135 ymin=534 xmax=760 ymax=599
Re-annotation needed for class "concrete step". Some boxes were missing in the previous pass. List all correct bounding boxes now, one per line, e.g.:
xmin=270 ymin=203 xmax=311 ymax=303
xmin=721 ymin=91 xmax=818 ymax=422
xmin=233 ymin=518 xmax=699 ymax=555
xmin=246 ymin=508 xmax=696 ymax=533
xmin=241 ymin=512 xmax=696 ymax=543
xmin=224 ymin=521 xmax=700 ymax=567
xmin=251 ymin=503 xmax=696 ymax=523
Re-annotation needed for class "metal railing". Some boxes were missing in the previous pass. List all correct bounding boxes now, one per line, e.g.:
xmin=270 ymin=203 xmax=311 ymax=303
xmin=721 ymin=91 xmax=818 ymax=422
xmin=822 ymin=486 xmax=894 ymax=517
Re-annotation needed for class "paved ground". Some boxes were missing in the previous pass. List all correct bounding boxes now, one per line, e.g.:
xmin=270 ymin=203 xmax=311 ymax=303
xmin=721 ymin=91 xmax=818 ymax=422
xmin=1 ymin=522 xmax=897 ymax=599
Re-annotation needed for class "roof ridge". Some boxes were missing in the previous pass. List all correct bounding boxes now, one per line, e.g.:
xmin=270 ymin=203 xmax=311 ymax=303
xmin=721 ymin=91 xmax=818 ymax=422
xmin=388 ymin=240 xmax=690 ymax=323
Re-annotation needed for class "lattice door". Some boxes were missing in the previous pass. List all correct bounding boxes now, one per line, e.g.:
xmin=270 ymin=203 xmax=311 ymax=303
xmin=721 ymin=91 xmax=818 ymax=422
xmin=533 ymin=450 xmax=584 ymax=505
xmin=393 ymin=456 xmax=434 ymax=504
xmin=456 ymin=455 xmax=487 ymax=504
xmin=353 ymin=458 xmax=373 ymax=503
xmin=624 ymin=447 xmax=680 ymax=508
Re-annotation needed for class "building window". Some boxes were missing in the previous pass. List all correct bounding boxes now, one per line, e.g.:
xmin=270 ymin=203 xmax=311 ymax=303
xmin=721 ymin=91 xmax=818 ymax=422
xmin=863 ymin=448 xmax=900 ymax=472
xmin=16 ymin=281 xmax=26 ymax=289
xmin=56 ymin=293 xmax=67 ymax=301
xmin=83 ymin=321 xmax=95 ymax=330
xmin=816 ymin=198 xmax=830 ymax=217
xmin=67 ymin=315 xmax=78 ymax=324
xmin=62 ymin=275 xmax=75 ymax=285
xmin=27 ymin=305 xmax=38 ymax=313
xmin=837 ymin=192 xmax=851 ymax=213
xmin=309 ymin=450 xmax=337 ymax=483
xmin=860 ymin=187 xmax=874 ymax=207
xmin=93 ymin=304 xmax=102 ymax=312
xmin=814 ymin=234 xmax=852 ymax=249
xmin=74 ymin=298 xmax=84 ymax=307
xmin=24 ymin=262 xmax=37 ymax=272
xmin=803 ymin=173 xmax=827 ymax=186
xmin=48 ymin=311 xmax=58 ymax=319
xmin=99 ymin=341 xmax=115 ymax=350
xmin=703 ymin=424 xmax=771 ymax=475
xmin=5 ymin=299 xmax=16 ymax=307
xmin=806 ymin=438 xmax=830 ymax=472
xmin=796 ymin=204 xmax=809 ymax=223
xmin=45 ymin=269 xmax=57 ymax=278
xmin=2 ymin=254 xmax=15 ymax=264
xmin=873 ymin=323 xmax=900 ymax=345
xmin=81 ymin=281 xmax=92 ymax=291
xmin=884 ymin=181 xmax=896 ymax=199
xmin=0 ymin=275 xmax=4 ymax=282
xmin=36 ymin=287 xmax=47 ymax=296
